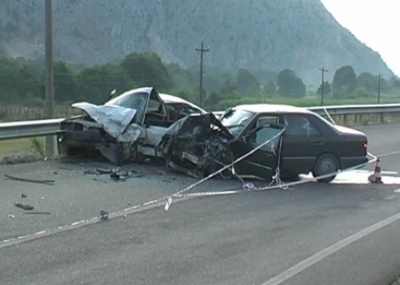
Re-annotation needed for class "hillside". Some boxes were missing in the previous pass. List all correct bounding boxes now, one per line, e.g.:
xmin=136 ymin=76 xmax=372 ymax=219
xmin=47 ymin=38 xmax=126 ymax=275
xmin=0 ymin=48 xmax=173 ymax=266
xmin=0 ymin=0 xmax=394 ymax=84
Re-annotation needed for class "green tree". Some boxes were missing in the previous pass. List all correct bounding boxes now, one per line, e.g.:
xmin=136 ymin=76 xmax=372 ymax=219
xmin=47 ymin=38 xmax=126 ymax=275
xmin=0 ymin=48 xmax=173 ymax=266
xmin=235 ymin=68 xmax=261 ymax=96
xmin=277 ymin=69 xmax=306 ymax=97
xmin=14 ymin=65 xmax=41 ymax=103
xmin=332 ymin=65 xmax=357 ymax=97
xmin=54 ymin=61 xmax=78 ymax=103
xmin=166 ymin=63 xmax=196 ymax=91
xmin=220 ymin=79 xmax=240 ymax=100
xmin=357 ymin=72 xmax=376 ymax=93
xmin=77 ymin=63 xmax=133 ymax=104
xmin=389 ymin=76 xmax=400 ymax=90
xmin=264 ymin=80 xmax=276 ymax=96
xmin=316 ymin=81 xmax=331 ymax=96
xmin=121 ymin=52 xmax=174 ymax=91
xmin=204 ymin=91 xmax=221 ymax=109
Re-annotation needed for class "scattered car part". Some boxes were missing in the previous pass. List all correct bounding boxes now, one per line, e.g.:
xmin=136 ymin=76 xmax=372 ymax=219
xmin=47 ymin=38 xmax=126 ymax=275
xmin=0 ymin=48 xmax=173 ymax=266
xmin=14 ymin=203 xmax=34 ymax=211
xmin=5 ymin=174 xmax=55 ymax=185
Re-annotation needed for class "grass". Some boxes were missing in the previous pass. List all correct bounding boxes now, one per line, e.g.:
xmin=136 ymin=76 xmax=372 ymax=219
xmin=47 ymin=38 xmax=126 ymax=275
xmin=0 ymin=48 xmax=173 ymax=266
xmin=390 ymin=276 xmax=400 ymax=285
xmin=0 ymin=137 xmax=45 ymax=157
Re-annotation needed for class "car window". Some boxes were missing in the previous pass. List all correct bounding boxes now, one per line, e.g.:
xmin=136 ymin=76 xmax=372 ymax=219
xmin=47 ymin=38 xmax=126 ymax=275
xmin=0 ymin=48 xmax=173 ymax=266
xmin=147 ymin=92 xmax=162 ymax=113
xmin=283 ymin=115 xmax=321 ymax=137
xmin=166 ymin=103 xmax=201 ymax=121
xmin=246 ymin=126 xmax=282 ymax=152
xmin=105 ymin=91 xmax=148 ymax=111
xmin=255 ymin=115 xmax=280 ymax=128
xmin=182 ymin=105 xmax=202 ymax=115
xmin=220 ymin=108 xmax=255 ymax=137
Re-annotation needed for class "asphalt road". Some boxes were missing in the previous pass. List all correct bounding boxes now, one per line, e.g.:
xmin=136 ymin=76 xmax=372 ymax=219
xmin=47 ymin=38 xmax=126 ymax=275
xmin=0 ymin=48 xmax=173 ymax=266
xmin=1 ymin=123 xmax=400 ymax=285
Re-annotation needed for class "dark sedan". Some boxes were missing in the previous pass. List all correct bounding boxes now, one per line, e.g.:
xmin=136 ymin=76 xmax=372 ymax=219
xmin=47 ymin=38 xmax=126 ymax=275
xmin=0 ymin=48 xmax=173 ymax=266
xmin=219 ymin=104 xmax=369 ymax=182
xmin=159 ymin=104 xmax=368 ymax=183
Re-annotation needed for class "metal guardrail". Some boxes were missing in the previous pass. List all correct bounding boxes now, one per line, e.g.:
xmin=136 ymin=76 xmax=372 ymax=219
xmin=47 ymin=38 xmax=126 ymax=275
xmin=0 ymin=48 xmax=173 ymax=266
xmin=308 ymin=103 xmax=400 ymax=115
xmin=1 ymin=103 xmax=400 ymax=140
xmin=0 ymin=118 xmax=63 ymax=140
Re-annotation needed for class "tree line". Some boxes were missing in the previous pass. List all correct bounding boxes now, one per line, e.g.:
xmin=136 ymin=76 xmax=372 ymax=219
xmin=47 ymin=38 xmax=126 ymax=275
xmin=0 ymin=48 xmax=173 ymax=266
xmin=0 ymin=51 xmax=399 ymax=110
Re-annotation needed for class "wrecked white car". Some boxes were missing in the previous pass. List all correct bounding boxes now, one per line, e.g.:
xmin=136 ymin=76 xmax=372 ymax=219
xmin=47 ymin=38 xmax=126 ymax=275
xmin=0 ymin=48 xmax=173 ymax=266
xmin=57 ymin=87 xmax=206 ymax=165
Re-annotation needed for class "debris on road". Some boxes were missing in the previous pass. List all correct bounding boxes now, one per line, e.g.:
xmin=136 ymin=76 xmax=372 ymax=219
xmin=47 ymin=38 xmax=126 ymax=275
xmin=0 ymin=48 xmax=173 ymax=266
xmin=5 ymin=174 xmax=55 ymax=185
xmin=14 ymin=203 xmax=34 ymax=211
xmin=109 ymin=169 xmax=143 ymax=181
xmin=110 ymin=170 xmax=126 ymax=181
xmin=96 ymin=168 xmax=113 ymax=174
xmin=100 ymin=210 xmax=109 ymax=220
xmin=83 ymin=169 xmax=100 ymax=175
xmin=21 ymin=194 xmax=27 ymax=198
xmin=8 ymin=214 xmax=15 ymax=219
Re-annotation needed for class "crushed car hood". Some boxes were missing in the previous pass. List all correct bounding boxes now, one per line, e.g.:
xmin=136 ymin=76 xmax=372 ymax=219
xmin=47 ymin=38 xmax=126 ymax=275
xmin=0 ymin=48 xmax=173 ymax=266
xmin=164 ymin=112 xmax=234 ymax=139
xmin=158 ymin=113 xmax=238 ymax=178
xmin=72 ymin=102 xmax=141 ymax=142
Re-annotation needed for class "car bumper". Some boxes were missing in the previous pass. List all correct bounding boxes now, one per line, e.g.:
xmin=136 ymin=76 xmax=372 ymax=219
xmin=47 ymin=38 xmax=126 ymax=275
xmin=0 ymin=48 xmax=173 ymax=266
xmin=341 ymin=156 xmax=369 ymax=170
xmin=57 ymin=130 xmax=106 ymax=154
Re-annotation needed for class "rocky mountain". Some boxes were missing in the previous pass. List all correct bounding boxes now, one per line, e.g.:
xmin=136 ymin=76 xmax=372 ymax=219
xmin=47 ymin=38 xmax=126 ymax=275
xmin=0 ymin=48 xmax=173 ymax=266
xmin=0 ymin=0 xmax=394 ymax=84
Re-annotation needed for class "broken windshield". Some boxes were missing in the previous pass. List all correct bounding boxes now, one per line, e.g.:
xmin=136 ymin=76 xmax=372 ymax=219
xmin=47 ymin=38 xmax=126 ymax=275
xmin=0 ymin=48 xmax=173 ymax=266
xmin=105 ymin=91 xmax=148 ymax=111
xmin=105 ymin=91 xmax=149 ymax=123
xmin=219 ymin=108 xmax=255 ymax=137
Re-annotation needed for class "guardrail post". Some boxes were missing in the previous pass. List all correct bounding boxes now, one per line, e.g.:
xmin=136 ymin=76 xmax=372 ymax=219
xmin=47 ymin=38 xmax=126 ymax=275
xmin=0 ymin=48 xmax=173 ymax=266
xmin=343 ymin=114 xmax=348 ymax=126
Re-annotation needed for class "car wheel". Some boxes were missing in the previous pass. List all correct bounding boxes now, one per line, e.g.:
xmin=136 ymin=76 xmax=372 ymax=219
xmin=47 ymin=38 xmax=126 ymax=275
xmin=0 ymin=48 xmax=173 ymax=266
xmin=312 ymin=154 xmax=339 ymax=183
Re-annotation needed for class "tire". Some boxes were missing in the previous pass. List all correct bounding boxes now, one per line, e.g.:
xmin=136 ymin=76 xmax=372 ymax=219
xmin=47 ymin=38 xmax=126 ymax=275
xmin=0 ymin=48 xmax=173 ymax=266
xmin=312 ymin=154 xmax=339 ymax=183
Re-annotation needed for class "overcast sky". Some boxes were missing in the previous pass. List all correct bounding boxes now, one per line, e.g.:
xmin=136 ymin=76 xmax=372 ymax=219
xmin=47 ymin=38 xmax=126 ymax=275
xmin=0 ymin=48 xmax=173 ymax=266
xmin=321 ymin=0 xmax=400 ymax=76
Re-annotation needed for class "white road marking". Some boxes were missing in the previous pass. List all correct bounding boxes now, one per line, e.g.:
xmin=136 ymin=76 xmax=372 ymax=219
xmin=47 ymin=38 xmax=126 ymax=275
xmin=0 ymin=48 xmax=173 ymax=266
xmin=260 ymin=212 xmax=400 ymax=285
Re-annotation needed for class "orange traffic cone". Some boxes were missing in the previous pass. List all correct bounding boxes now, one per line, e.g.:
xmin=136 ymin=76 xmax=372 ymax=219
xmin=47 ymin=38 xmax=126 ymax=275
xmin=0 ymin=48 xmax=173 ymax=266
xmin=369 ymin=158 xmax=383 ymax=183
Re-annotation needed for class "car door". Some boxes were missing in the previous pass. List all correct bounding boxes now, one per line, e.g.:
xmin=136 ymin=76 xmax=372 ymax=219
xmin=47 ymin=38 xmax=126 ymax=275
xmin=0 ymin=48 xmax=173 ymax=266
xmin=141 ymin=90 xmax=169 ymax=156
xmin=230 ymin=114 xmax=284 ymax=180
xmin=280 ymin=113 xmax=330 ymax=175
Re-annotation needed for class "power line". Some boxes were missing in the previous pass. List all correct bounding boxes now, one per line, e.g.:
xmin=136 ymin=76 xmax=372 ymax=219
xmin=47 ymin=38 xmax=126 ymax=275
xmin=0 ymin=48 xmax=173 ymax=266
xmin=319 ymin=67 xmax=328 ymax=106
xmin=196 ymin=41 xmax=209 ymax=107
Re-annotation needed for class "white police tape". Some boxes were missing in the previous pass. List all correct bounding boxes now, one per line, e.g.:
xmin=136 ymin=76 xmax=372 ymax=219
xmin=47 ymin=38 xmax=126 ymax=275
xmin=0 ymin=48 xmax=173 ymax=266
xmin=164 ymin=128 xmax=287 ymax=211
xmin=166 ymin=151 xmax=378 ymax=208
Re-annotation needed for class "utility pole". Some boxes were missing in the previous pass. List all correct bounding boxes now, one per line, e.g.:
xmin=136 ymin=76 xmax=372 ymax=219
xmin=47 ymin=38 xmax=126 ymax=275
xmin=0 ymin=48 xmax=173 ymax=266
xmin=377 ymin=74 xmax=381 ymax=104
xmin=45 ymin=0 xmax=54 ymax=157
xmin=195 ymin=42 xmax=209 ymax=107
xmin=319 ymin=67 xmax=328 ymax=106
